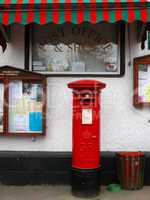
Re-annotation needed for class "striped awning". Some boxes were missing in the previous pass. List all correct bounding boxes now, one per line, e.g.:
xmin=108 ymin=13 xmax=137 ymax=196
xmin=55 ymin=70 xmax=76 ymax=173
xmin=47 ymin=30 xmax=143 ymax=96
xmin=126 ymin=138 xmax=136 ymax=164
xmin=0 ymin=0 xmax=150 ymax=25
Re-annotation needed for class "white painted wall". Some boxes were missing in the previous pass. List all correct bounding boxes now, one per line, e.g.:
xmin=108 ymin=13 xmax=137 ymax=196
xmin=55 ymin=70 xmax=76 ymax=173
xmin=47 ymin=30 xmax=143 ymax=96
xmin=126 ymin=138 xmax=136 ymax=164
xmin=0 ymin=23 xmax=150 ymax=152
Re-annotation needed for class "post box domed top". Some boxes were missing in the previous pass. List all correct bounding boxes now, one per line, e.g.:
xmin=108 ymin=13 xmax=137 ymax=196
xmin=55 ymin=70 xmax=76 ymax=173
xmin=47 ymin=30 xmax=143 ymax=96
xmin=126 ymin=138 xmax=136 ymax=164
xmin=68 ymin=80 xmax=106 ymax=90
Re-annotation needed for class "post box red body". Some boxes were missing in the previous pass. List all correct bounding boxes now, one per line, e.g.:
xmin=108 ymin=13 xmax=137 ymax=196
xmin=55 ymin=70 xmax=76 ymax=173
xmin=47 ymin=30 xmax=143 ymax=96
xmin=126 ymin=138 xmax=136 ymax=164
xmin=68 ymin=80 xmax=106 ymax=197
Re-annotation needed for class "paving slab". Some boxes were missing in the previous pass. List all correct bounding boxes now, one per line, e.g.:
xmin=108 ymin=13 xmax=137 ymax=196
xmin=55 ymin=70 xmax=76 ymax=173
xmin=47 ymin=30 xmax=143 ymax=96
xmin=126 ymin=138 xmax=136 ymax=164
xmin=0 ymin=185 xmax=149 ymax=200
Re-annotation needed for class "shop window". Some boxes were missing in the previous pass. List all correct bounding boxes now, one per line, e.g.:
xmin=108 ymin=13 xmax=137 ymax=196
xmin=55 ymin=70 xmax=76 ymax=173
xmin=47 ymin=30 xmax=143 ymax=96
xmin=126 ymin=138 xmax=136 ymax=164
xmin=0 ymin=66 xmax=46 ymax=136
xmin=26 ymin=22 xmax=125 ymax=76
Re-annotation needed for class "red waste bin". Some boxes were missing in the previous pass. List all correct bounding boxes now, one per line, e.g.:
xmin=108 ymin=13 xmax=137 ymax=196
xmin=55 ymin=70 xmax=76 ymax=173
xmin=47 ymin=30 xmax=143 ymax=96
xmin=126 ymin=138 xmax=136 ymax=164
xmin=116 ymin=152 xmax=145 ymax=190
xmin=68 ymin=80 xmax=106 ymax=197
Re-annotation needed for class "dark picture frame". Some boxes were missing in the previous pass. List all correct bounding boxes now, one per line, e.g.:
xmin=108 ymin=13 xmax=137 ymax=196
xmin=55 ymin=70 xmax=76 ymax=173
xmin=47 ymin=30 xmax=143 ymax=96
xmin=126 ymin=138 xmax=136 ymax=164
xmin=25 ymin=22 xmax=125 ymax=77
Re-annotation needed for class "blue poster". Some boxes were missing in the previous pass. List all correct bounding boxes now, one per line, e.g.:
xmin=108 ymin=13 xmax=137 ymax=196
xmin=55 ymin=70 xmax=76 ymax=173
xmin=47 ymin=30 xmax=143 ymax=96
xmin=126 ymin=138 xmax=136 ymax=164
xmin=29 ymin=112 xmax=42 ymax=132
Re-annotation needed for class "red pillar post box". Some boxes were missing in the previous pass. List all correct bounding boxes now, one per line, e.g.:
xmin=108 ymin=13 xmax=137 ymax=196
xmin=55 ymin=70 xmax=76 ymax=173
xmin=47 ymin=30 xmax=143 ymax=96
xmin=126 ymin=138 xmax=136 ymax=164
xmin=68 ymin=80 xmax=106 ymax=197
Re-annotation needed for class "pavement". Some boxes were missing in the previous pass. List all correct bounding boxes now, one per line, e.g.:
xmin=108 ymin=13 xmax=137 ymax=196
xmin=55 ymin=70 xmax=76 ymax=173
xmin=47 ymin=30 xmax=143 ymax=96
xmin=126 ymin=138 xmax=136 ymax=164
xmin=0 ymin=185 xmax=149 ymax=200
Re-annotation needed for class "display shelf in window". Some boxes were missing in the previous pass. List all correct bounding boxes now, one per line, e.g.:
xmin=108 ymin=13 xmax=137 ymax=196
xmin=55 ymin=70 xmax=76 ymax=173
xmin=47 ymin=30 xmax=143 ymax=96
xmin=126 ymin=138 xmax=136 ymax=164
xmin=134 ymin=55 xmax=150 ymax=107
xmin=0 ymin=66 xmax=46 ymax=136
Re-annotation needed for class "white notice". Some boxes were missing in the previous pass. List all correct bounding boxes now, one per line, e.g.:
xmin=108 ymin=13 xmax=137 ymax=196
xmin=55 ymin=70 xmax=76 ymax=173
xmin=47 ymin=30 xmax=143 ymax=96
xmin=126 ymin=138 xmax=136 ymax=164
xmin=9 ymin=81 xmax=22 ymax=100
xmin=82 ymin=109 xmax=93 ymax=125
xmin=12 ymin=114 xmax=28 ymax=132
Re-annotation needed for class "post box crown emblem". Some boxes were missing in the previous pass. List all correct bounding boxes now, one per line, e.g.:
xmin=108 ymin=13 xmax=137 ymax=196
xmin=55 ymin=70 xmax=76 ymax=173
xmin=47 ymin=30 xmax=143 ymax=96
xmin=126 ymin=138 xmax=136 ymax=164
xmin=68 ymin=80 xmax=106 ymax=90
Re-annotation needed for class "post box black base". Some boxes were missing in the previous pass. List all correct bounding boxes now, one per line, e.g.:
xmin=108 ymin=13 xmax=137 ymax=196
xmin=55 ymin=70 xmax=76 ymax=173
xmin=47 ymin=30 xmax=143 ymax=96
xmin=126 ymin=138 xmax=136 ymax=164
xmin=72 ymin=167 xmax=100 ymax=198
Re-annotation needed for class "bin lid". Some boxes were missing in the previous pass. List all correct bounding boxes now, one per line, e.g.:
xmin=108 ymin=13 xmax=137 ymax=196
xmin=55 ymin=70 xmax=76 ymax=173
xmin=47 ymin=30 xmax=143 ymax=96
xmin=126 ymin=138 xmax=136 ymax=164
xmin=68 ymin=80 xmax=106 ymax=90
xmin=117 ymin=152 xmax=144 ymax=157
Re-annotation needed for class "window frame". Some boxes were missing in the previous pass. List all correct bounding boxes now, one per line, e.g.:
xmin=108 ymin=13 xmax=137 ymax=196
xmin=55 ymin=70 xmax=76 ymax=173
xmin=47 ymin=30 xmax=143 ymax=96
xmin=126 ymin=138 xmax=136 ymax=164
xmin=25 ymin=22 xmax=125 ymax=77
xmin=0 ymin=67 xmax=47 ymax=137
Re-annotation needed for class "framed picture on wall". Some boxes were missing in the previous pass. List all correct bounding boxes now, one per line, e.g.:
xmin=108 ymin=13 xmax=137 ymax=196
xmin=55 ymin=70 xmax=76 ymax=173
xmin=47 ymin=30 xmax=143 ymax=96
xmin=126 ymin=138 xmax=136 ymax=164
xmin=134 ymin=55 xmax=150 ymax=107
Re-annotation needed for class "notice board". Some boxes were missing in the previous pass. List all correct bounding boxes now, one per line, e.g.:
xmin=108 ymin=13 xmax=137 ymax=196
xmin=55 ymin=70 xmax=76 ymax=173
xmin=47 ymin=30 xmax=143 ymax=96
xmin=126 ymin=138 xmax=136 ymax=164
xmin=0 ymin=66 xmax=46 ymax=136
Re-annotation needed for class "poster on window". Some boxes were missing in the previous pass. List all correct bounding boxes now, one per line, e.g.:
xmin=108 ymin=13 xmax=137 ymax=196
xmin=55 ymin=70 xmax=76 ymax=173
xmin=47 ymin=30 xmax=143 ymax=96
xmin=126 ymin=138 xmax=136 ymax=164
xmin=9 ymin=80 xmax=43 ymax=133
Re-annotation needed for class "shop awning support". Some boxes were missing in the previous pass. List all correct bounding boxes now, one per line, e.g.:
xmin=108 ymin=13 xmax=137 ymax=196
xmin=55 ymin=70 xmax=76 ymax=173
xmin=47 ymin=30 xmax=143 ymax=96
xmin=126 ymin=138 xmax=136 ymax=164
xmin=0 ymin=25 xmax=9 ymax=52
xmin=137 ymin=22 xmax=147 ymax=43
xmin=0 ymin=25 xmax=11 ymax=43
